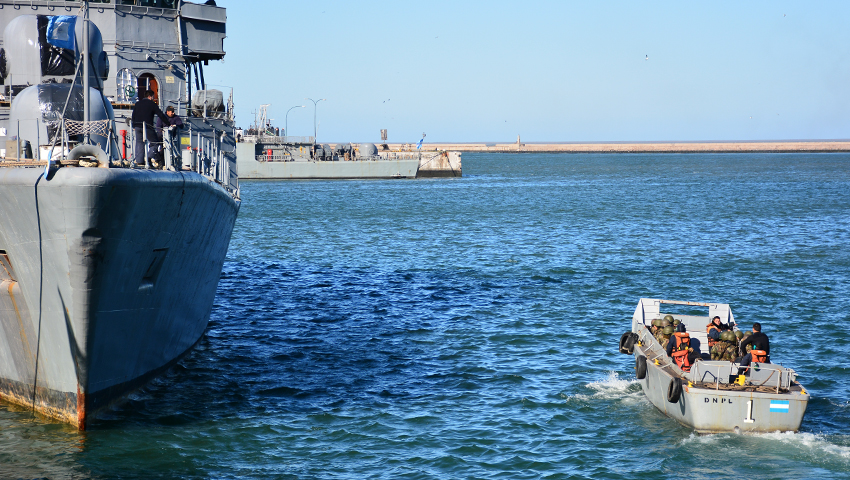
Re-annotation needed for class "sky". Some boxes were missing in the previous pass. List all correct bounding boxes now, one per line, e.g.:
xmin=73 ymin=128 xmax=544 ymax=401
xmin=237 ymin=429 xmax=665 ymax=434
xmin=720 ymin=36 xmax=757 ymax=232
xmin=203 ymin=0 xmax=850 ymax=143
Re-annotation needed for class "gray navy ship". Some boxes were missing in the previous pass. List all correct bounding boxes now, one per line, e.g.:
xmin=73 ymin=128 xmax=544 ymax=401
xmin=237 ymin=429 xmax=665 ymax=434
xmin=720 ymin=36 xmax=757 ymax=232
xmin=236 ymin=106 xmax=461 ymax=179
xmin=0 ymin=0 xmax=239 ymax=429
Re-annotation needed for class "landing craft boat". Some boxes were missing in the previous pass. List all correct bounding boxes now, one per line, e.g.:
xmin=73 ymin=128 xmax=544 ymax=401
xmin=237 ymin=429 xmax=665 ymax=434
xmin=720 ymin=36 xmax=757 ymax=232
xmin=0 ymin=0 xmax=239 ymax=429
xmin=618 ymin=298 xmax=809 ymax=434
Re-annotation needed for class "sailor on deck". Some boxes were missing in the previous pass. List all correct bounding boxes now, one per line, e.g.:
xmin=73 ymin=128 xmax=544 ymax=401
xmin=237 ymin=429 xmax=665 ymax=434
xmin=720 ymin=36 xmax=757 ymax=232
xmin=131 ymin=90 xmax=170 ymax=166
xmin=737 ymin=322 xmax=770 ymax=375
xmin=706 ymin=316 xmax=731 ymax=348
xmin=666 ymin=330 xmax=701 ymax=372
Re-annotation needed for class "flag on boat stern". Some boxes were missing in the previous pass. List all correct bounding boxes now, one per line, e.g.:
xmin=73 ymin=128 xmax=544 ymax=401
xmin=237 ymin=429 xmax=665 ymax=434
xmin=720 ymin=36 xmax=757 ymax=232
xmin=769 ymin=400 xmax=790 ymax=413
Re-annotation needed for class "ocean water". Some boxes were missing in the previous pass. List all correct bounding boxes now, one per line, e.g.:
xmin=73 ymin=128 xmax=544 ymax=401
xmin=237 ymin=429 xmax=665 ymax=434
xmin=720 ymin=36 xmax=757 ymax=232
xmin=2 ymin=152 xmax=850 ymax=479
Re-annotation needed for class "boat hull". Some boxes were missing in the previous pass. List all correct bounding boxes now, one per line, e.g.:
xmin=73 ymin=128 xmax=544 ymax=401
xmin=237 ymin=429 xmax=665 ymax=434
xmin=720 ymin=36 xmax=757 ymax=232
xmin=236 ymin=143 xmax=419 ymax=179
xmin=634 ymin=344 xmax=809 ymax=433
xmin=0 ymin=167 xmax=239 ymax=428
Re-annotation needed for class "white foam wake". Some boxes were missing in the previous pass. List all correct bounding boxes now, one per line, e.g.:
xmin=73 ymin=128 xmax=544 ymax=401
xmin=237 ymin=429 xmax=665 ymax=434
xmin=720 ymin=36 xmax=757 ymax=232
xmin=680 ymin=430 xmax=850 ymax=462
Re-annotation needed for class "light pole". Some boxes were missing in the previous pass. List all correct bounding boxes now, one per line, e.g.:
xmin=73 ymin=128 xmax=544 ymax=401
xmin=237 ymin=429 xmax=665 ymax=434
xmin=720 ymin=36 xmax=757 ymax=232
xmin=306 ymin=97 xmax=326 ymax=142
xmin=285 ymin=105 xmax=305 ymax=139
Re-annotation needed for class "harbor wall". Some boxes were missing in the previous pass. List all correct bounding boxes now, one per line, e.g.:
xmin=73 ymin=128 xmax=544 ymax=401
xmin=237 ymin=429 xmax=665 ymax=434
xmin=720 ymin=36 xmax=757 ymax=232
xmin=385 ymin=141 xmax=850 ymax=153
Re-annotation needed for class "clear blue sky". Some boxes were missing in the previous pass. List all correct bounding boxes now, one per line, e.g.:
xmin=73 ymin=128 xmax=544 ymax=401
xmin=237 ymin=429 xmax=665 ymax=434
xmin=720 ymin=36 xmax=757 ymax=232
xmin=204 ymin=0 xmax=850 ymax=143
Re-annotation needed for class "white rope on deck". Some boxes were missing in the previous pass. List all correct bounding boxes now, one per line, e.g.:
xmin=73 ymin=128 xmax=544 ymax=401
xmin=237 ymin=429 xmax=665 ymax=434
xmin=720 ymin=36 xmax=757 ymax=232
xmin=63 ymin=119 xmax=111 ymax=137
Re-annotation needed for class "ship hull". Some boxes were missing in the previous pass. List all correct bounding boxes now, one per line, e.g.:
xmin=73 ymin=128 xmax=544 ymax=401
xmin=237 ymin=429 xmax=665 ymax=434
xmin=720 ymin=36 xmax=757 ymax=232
xmin=236 ymin=142 xmax=419 ymax=179
xmin=0 ymin=167 xmax=239 ymax=428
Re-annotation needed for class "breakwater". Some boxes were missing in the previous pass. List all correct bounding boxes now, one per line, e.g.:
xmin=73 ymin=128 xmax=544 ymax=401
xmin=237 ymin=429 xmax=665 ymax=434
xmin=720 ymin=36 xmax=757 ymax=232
xmin=387 ymin=140 xmax=850 ymax=153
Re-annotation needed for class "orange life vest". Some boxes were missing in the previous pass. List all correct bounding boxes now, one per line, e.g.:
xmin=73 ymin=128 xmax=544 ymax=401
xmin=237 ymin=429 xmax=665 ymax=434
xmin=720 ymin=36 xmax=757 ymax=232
xmin=671 ymin=332 xmax=692 ymax=372
xmin=706 ymin=324 xmax=720 ymax=348
xmin=751 ymin=349 xmax=768 ymax=364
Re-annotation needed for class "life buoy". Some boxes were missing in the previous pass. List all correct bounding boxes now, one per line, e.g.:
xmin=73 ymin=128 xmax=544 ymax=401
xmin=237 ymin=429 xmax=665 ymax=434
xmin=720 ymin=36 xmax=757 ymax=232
xmin=635 ymin=355 xmax=647 ymax=379
xmin=667 ymin=377 xmax=682 ymax=403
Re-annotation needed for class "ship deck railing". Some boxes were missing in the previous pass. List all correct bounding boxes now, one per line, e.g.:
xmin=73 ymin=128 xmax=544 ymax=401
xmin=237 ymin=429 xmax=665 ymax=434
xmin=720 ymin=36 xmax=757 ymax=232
xmin=242 ymin=135 xmax=315 ymax=145
xmin=1 ymin=117 xmax=239 ymax=198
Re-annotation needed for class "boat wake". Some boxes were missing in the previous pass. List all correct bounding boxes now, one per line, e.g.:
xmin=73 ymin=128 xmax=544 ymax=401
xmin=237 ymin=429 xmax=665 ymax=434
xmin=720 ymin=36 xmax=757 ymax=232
xmin=681 ymin=430 xmax=850 ymax=461
xmin=567 ymin=371 xmax=644 ymax=403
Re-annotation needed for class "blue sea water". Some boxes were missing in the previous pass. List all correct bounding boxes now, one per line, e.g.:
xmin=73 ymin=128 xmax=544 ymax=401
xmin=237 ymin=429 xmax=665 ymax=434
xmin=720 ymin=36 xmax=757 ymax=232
xmin=2 ymin=152 xmax=850 ymax=479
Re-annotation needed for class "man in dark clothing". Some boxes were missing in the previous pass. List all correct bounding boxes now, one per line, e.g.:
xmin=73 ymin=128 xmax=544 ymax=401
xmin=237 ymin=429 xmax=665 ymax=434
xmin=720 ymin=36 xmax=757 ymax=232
xmin=666 ymin=331 xmax=701 ymax=366
xmin=154 ymin=106 xmax=184 ymax=167
xmin=737 ymin=322 xmax=770 ymax=375
xmin=131 ymin=90 xmax=170 ymax=166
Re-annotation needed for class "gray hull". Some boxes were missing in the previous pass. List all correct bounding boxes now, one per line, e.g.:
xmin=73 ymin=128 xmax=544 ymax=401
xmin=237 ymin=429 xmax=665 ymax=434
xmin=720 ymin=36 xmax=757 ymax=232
xmin=0 ymin=167 xmax=239 ymax=428
xmin=236 ymin=143 xmax=418 ymax=179
xmin=633 ymin=344 xmax=809 ymax=433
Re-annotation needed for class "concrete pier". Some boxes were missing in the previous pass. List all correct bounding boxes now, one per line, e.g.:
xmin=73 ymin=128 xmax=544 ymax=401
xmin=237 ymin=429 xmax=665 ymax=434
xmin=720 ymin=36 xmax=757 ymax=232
xmin=385 ymin=140 xmax=850 ymax=154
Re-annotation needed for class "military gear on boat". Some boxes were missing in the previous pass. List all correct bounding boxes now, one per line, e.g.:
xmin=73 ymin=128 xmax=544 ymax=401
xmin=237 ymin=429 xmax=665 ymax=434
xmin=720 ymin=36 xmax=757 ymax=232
xmin=720 ymin=330 xmax=736 ymax=342
xmin=663 ymin=315 xmax=674 ymax=322
xmin=662 ymin=326 xmax=674 ymax=336
xmin=652 ymin=319 xmax=662 ymax=327
xmin=735 ymin=330 xmax=744 ymax=339
xmin=660 ymin=319 xmax=671 ymax=328
xmin=710 ymin=340 xmax=729 ymax=360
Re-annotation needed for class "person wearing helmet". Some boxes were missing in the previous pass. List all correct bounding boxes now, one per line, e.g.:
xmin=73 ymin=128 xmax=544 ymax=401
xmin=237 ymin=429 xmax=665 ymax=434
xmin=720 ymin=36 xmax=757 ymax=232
xmin=737 ymin=322 xmax=770 ymax=375
xmin=660 ymin=325 xmax=675 ymax=350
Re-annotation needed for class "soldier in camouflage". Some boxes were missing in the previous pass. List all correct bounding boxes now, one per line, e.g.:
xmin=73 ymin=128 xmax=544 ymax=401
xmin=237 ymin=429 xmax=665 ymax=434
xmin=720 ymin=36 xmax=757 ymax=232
xmin=659 ymin=325 xmax=674 ymax=350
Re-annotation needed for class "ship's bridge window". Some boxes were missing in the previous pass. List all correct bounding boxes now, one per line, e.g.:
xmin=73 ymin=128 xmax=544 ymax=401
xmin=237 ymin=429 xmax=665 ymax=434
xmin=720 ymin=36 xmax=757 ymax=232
xmin=137 ymin=73 xmax=160 ymax=105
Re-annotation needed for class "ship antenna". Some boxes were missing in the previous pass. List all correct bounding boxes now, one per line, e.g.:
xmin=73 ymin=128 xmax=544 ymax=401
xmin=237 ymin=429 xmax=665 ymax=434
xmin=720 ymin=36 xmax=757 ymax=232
xmin=83 ymin=0 xmax=90 ymax=144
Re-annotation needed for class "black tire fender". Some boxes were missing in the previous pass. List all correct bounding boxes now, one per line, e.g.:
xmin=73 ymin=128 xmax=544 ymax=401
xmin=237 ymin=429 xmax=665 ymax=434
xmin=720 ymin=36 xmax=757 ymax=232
xmin=623 ymin=332 xmax=638 ymax=354
xmin=619 ymin=331 xmax=631 ymax=354
xmin=667 ymin=377 xmax=682 ymax=403
xmin=635 ymin=355 xmax=647 ymax=379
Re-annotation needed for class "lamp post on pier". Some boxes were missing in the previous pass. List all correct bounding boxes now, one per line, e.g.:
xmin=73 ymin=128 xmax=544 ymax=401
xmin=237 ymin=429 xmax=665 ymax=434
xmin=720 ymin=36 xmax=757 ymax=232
xmin=306 ymin=97 xmax=326 ymax=142
xmin=285 ymin=105 xmax=305 ymax=139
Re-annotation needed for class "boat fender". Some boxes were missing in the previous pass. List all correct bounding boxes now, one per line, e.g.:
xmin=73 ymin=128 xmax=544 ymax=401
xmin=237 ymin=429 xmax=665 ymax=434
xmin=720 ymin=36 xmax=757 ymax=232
xmin=667 ymin=377 xmax=682 ymax=403
xmin=619 ymin=332 xmax=631 ymax=354
xmin=635 ymin=355 xmax=647 ymax=379
xmin=67 ymin=144 xmax=110 ymax=168
xmin=623 ymin=333 xmax=638 ymax=355
xmin=619 ymin=332 xmax=637 ymax=354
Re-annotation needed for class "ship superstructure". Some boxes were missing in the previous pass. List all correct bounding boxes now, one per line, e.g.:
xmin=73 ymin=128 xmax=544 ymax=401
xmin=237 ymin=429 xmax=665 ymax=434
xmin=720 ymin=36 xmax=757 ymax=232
xmin=0 ymin=0 xmax=239 ymax=429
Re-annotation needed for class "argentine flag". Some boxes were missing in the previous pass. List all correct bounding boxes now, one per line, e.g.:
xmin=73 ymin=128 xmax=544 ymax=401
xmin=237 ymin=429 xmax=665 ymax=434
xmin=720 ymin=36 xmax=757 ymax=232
xmin=47 ymin=16 xmax=77 ymax=51
xmin=416 ymin=138 xmax=423 ymax=150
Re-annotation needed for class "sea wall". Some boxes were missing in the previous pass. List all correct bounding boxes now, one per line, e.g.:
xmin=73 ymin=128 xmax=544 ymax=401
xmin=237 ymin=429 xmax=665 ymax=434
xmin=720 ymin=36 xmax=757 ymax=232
xmin=386 ymin=141 xmax=850 ymax=153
